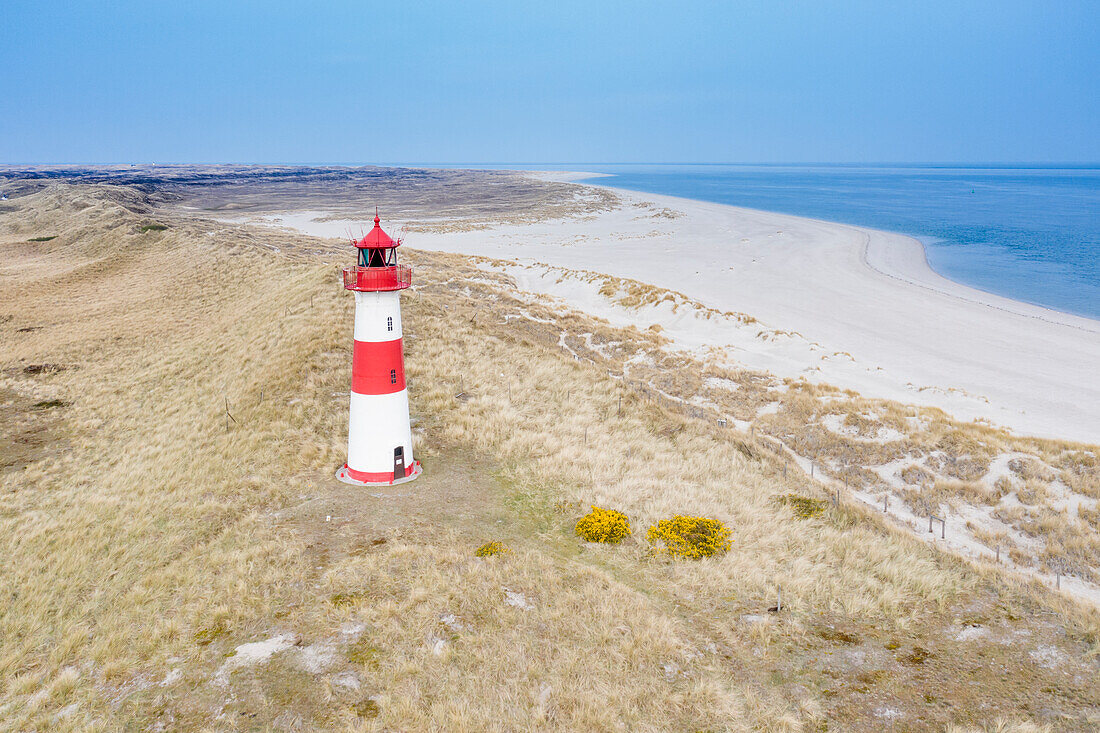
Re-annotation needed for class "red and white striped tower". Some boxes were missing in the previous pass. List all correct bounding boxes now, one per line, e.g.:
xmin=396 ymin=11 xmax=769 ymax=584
xmin=335 ymin=214 xmax=422 ymax=485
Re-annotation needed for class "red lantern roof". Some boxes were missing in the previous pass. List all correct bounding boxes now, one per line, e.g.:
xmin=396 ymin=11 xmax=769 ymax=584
xmin=355 ymin=214 xmax=400 ymax=249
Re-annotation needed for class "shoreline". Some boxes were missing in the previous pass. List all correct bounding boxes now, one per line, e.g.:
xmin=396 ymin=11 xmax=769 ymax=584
xmin=543 ymin=170 xmax=1100 ymax=331
xmin=860 ymin=228 xmax=1099 ymax=335
xmin=226 ymin=177 xmax=1100 ymax=445
xmin=551 ymin=169 xmax=1100 ymax=324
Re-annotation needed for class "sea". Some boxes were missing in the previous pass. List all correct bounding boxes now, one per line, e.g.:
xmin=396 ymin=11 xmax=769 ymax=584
xmin=448 ymin=163 xmax=1098 ymax=320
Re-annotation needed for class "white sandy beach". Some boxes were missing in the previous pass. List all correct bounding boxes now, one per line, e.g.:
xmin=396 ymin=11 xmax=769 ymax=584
xmin=247 ymin=175 xmax=1100 ymax=446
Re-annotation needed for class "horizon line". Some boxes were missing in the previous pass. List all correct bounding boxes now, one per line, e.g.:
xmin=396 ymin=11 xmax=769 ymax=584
xmin=3 ymin=161 xmax=1100 ymax=170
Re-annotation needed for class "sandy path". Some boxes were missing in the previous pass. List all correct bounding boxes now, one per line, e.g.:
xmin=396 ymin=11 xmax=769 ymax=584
xmin=241 ymin=180 xmax=1100 ymax=445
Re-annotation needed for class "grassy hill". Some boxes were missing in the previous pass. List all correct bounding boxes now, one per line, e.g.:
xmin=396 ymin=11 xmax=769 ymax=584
xmin=1 ymin=183 xmax=1098 ymax=731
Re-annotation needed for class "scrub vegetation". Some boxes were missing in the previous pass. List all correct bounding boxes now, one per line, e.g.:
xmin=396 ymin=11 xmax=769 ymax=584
xmin=645 ymin=516 xmax=732 ymax=559
xmin=1 ymin=180 xmax=1099 ymax=731
xmin=574 ymin=505 xmax=632 ymax=544
xmin=474 ymin=541 xmax=511 ymax=558
xmin=775 ymin=493 xmax=828 ymax=519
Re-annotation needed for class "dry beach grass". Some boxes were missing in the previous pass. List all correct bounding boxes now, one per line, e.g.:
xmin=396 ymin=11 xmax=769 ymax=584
xmin=469 ymin=259 xmax=1100 ymax=593
xmin=1 ymin=179 xmax=1099 ymax=730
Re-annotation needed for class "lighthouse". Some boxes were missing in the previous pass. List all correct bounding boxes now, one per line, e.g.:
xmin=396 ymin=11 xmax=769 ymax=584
xmin=336 ymin=214 xmax=422 ymax=485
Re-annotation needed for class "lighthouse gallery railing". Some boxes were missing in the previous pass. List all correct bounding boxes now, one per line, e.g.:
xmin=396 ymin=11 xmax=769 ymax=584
xmin=342 ymin=265 xmax=413 ymax=291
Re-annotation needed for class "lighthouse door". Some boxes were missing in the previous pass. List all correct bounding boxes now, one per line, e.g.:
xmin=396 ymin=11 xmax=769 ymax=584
xmin=393 ymin=447 xmax=406 ymax=481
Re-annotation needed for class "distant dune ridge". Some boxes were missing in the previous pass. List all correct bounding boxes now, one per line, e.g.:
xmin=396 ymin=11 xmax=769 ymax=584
xmin=1 ymin=166 xmax=1099 ymax=730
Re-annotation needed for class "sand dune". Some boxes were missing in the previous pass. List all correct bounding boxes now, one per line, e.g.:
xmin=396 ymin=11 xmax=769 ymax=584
xmin=6 ymin=179 xmax=1100 ymax=729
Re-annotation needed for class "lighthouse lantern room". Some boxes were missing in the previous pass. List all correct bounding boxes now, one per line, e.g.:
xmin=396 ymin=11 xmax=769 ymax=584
xmin=336 ymin=214 xmax=422 ymax=485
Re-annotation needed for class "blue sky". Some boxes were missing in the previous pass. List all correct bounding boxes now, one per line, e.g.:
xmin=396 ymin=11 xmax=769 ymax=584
xmin=2 ymin=1 xmax=1097 ymax=164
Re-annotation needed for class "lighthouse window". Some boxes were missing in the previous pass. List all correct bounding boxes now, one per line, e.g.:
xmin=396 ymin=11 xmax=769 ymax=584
xmin=367 ymin=248 xmax=387 ymax=267
xmin=386 ymin=316 xmax=393 ymax=332
xmin=390 ymin=369 xmax=397 ymax=384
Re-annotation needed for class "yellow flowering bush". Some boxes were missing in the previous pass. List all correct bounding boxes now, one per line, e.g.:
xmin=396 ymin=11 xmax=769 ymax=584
xmin=645 ymin=515 xmax=731 ymax=559
xmin=575 ymin=505 xmax=632 ymax=544
xmin=474 ymin=541 xmax=511 ymax=557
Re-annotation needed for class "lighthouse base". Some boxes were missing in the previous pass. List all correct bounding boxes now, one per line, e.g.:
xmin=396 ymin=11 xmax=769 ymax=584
xmin=336 ymin=461 xmax=422 ymax=487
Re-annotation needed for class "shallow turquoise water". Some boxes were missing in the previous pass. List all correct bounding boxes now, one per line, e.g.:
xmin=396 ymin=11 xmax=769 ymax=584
xmin=567 ymin=165 xmax=1099 ymax=320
